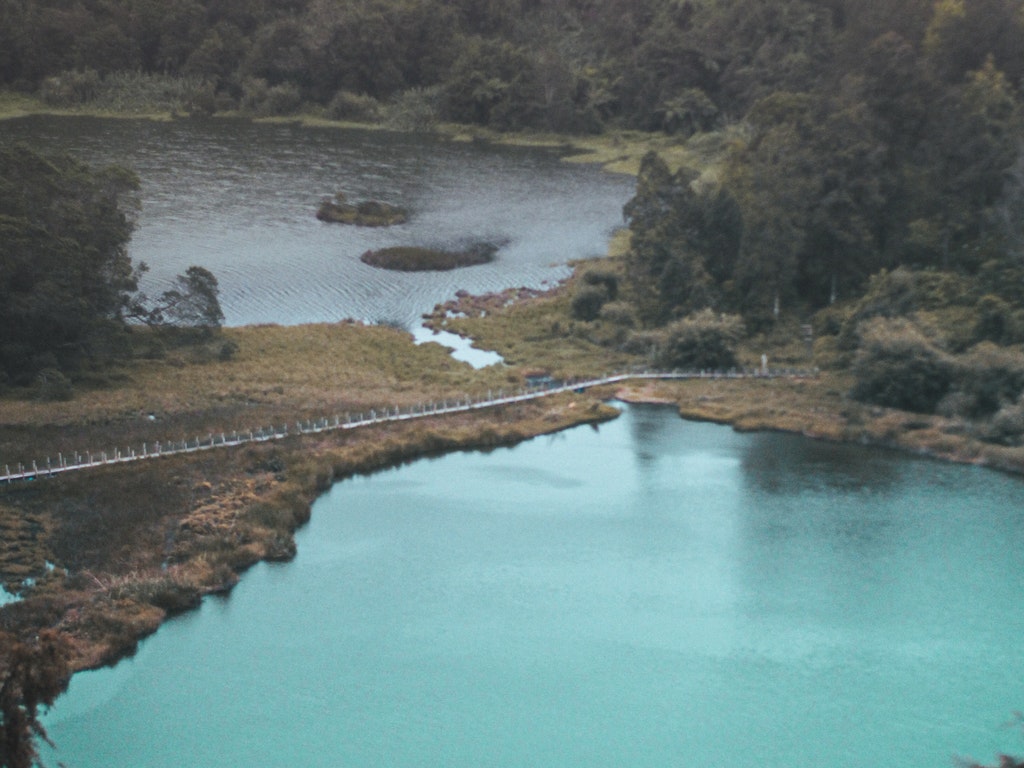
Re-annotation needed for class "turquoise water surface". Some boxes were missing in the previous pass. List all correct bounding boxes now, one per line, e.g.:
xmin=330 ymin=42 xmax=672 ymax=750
xmin=43 ymin=404 xmax=1024 ymax=767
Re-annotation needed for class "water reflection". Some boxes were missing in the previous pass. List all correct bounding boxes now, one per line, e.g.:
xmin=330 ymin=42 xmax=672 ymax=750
xmin=740 ymin=431 xmax=902 ymax=494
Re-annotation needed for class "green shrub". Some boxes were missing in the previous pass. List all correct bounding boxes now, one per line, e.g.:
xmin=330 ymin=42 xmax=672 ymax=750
xmin=261 ymin=83 xmax=302 ymax=116
xmin=622 ymin=329 xmax=663 ymax=358
xmin=838 ymin=268 xmax=974 ymax=350
xmin=985 ymin=397 xmax=1024 ymax=445
xmin=40 ymin=69 xmax=100 ymax=106
xmin=850 ymin=318 xmax=954 ymax=412
xmin=582 ymin=270 xmax=619 ymax=300
xmin=242 ymin=502 xmax=295 ymax=531
xmin=655 ymin=310 xmax=744 ymax=370
xmin=383 ymin=86 xmax=443 ymax=131
xmin=34 ymin=368 xmax=73 ymax=401
xmin=109 ymin=577 xmax=200 ymax=614
xmin=598 ymin=301 xmax=636 ymax=327
xmin=950 ymin=343 xmax=1024 ymax=417
xmin=241 ymin=79 xmax=302 ymax=117
xmin=971 ymin=294 xmax=1024 ymax=345
xmin=326 ymin=90 xmax=382 ymax=122
xmin=88 ymin=72 xmax=212 ymax=114
xmin=218 ymin=340 xmax=239 ymax=361
xmin=571 ymin=285 xmax=609 ymax=321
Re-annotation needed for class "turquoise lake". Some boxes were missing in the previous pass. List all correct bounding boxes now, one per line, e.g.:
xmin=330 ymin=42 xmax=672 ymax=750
xmin=42 ymin=404 xmax=1024 ymax=768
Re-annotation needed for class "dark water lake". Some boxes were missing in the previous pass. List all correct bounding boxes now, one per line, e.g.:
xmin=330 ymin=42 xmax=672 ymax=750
xmin=5 ymin=117 xmax=1023 ymax=767
xmin=0 ymin=115 xmax=634 ymax=329
xmin=42 ymin=406 xmax=1024 ymax=768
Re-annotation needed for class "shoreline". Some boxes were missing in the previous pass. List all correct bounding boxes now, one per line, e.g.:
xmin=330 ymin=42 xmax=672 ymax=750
xmin=2 ymin=393 xmax=621 ymax=674
xmin=612 ymin=380 xmax=1024 ymax=478
xmin=0 ymin=94 xmax=705 ymax=177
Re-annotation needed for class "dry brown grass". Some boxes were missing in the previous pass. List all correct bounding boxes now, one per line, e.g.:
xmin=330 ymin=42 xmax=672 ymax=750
xmin=0 ymin=322 xmax=516 ymax=466
xmin=1 ymin=324 xmax=618 ymax=671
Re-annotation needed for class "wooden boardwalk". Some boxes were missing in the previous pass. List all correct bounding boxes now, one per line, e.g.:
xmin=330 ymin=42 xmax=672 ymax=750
xmin=1 ymin=368 xmax=814 ymax=484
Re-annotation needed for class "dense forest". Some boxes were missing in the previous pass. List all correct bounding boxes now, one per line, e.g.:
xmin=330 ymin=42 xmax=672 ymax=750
xmin=0 ymin=0 xmax=1019 ymax=134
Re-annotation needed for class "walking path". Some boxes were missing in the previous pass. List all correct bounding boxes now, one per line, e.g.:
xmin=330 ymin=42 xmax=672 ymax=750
xmin=1 ymin=368 xmax=814 ymax=484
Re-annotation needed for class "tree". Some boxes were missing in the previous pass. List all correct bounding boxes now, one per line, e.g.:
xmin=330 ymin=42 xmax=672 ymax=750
xmin=0 ymin=630 xmax=71 ymax=768
xmin=0 ymin=145 xmax=141 ymax=383
xmin=923 ymin=0 xmax=1024 ymax=85
xmin=144 ymin=266 xmax=225 ymax=330
xmin=443 ymin=37 xmax=540 ymax=129
xmin=0 ymin=146 xmax=225 ymax=386
xmin=725 ymin=93 xmax=818 ymax=321
xmin=905 ymin=57 xmax=1022 ymax=269
xmin=623 ymin=151 xmax=740 ymax=323
xmin=655 ymin=310 xmax=745 ymax=370
xmin=850 ymin=317 xmax=954 ymax=412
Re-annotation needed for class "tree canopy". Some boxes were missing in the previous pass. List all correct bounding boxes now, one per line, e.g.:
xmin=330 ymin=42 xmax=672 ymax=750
xmin=7 ymin=0 xmax=1020 ymax=135
xmin=0 ymin=144 xmax=141 ymax=384
xmin=0 ymin=145 xmax=225 ymax=390
xmin=622 ymin=28 xmax=1023 ymax=328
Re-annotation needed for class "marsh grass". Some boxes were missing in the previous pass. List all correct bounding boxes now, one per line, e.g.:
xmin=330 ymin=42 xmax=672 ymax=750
xmin=0 ymin=322 xmax=508 ymax=463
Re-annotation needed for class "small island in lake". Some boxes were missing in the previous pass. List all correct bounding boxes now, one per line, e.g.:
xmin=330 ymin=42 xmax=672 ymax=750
xmin=316 ymin=192 xmax=408 ymax=226
xmin=361 ymin=242 xmax=498 ymax=271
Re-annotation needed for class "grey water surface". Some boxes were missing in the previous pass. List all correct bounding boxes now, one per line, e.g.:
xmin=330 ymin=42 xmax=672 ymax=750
xmin=0 ymin=115 xmax=634 ymax=329
xmin=42 ymin=405 xmax=1024 ymax=768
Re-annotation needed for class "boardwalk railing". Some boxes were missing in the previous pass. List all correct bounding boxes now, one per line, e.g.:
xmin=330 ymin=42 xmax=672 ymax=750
xmin=1 ymin=368 xmax=815 ymax=484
